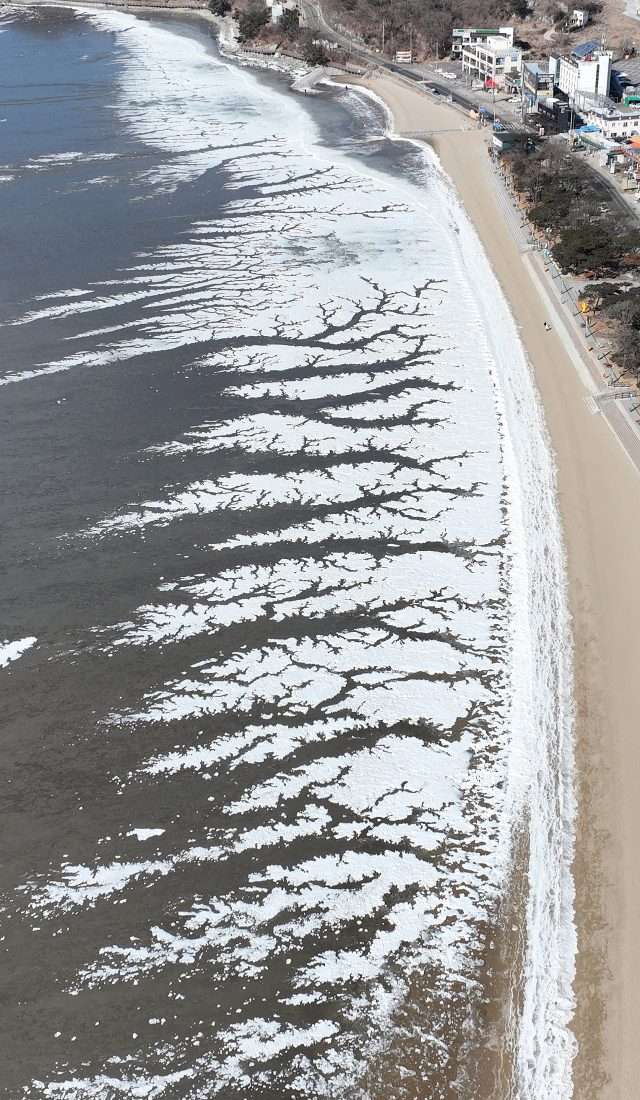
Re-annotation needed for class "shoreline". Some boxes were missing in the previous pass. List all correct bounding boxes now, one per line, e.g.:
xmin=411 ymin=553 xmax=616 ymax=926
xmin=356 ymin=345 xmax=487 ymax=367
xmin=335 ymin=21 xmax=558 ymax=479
xmin=8 ymin=5 xmax=640 ymax=1093
xmin=334 ymin=71 xmax=640 ymax=1099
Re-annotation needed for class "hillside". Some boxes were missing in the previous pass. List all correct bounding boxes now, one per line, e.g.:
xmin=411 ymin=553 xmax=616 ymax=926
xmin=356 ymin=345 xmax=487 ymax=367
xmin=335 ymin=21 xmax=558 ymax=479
xmin=230 ymin=0 xmax=638 ymax=63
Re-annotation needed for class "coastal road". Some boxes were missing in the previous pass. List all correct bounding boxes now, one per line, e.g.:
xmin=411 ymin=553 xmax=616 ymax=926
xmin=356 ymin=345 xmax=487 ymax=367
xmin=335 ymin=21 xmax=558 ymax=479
xmin=298 ymin=0 xmax=506 ymax=126
xmin=299 ymin=3 xmax=638 ymax=229
xmin=300 ymin=3 xmax=640 ymax=206
xmin=578 ymin=154 xmax=640 ymax=225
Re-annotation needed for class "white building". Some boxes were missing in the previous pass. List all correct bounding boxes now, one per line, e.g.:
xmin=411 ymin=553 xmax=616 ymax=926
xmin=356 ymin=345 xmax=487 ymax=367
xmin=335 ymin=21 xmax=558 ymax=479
xmin=266 ymin=0 xmax=299 ymax=22
xmin=571 ymin=9 xmax=589 ymax=25
xmin=581 ymin=103 xmax=640 ymax=140
xmin=556 ymin=41 xmax=612 ymax=100
xmin=461 ymin=37 xmax=522 ymax=87
xmin=451 ymin=26 xmax=513 ymax=59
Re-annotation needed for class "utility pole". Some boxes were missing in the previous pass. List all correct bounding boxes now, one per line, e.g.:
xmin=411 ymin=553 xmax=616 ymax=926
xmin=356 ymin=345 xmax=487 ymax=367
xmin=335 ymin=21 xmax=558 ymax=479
xmin=409 ymin=27 xmax=413 ymax=62
xmin=381 ymin=17 xmax=384 ymax=54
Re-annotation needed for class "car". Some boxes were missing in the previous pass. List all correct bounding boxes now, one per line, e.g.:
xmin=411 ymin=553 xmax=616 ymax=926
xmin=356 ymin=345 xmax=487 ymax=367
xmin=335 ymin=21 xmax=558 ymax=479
xmin=430 ymin=87 xmax=441 ymax=95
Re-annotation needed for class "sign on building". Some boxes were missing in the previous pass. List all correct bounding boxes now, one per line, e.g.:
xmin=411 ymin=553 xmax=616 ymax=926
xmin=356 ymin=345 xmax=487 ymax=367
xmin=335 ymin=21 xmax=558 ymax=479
xmin=395 ymin=50 xmax=412 ymax=63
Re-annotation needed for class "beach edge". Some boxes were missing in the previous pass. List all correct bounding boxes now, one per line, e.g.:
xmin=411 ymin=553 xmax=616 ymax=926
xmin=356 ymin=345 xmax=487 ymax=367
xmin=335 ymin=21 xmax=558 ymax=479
xmin=332 ymin=70 xmax=640 ymax=1100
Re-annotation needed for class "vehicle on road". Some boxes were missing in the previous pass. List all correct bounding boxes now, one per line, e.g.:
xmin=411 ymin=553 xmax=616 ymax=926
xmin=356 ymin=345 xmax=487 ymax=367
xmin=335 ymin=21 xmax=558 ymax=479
xmin=430 ymin=87 xmax=441 ymax=95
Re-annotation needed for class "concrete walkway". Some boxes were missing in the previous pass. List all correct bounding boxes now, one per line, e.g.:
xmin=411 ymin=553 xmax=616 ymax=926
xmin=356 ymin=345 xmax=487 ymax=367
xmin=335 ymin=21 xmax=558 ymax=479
xmin=485 ymin=151 xmax=640 ymax=473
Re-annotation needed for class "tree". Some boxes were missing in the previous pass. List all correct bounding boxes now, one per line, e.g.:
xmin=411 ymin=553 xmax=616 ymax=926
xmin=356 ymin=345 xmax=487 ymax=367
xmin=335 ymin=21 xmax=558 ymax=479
xmin=279 ymin=7 xmax=301 ymax=39
xmin=552 ymin=225 xmax=617 ymax=273
xmin=301 ymin=31 xmax=329 ymax=64
xmin=209 ymin=0 xmax=231 ymax=13
xmin=606 ymin=295 xmax=640 ymax=331
xmin=529 ymin=187 xmax=572 ymax=232
xmin=583 ymin=281 xmax=637 ymax=311
xmin=615 ymin=231 xmax=640 ymax=256
xmin=581 ymin=284 xmax=640 ymax=379
xmin=236 ymin=5 xmax=270 ymax=40
xmin=617 ymin=325 xmax=640 ymax=377
xmin=583 ymin=281 xmax=622 ymax=311
xmin=508 ymin=151 xmax=549 ymax=205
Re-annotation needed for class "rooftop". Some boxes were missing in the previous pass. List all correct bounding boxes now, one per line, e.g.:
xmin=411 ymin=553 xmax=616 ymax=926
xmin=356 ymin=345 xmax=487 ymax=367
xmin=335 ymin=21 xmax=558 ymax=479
xmin=453 ymin=27 xmax=510 ymax=34
xmin=575 ymin=89 xmax=617 ymax=110
xmin=572 ymin=39 xmax=605 ymax=59
xmin=614 ymin=56 xmax=640 ymax=86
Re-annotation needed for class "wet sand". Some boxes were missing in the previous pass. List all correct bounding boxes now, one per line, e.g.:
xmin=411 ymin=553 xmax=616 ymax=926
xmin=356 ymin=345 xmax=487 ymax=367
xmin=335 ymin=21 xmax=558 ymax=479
xmin=334 ymin=72 xmax=640 ymax=1099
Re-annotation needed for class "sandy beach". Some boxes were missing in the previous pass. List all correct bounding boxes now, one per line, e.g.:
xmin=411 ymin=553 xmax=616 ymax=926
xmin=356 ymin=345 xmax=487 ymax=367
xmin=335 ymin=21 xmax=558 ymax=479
xmin=333 ymin=71 xmax=640 ymax=1099
xmin=3 ymin=4 xmax=638 ymax=1089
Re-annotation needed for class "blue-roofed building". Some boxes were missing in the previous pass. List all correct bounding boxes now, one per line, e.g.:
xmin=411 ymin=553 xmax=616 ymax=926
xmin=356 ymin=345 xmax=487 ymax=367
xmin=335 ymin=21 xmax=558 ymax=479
xmin=571 ymin=39 xmax=604 ymax=59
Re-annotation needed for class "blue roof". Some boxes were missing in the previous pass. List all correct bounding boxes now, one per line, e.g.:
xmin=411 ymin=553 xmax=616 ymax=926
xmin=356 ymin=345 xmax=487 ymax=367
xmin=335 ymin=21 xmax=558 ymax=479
xmin=572 ymin=39 xmax=603 ymax=58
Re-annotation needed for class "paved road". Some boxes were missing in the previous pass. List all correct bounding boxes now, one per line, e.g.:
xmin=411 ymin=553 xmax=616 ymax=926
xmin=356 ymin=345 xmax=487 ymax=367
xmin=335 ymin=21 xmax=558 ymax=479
xmin=301 ymin=0 xmax=640 ymax=224
xmin=298 ymin=0 xmax=509 ymax=126
xmin=577 ymin=154 xmax=640 ymax=225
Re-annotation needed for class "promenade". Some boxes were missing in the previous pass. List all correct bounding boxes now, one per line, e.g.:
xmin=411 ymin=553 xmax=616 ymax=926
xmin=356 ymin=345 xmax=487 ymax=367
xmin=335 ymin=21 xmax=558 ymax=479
xmin=485 ymin=152 xmax=640 ymax=473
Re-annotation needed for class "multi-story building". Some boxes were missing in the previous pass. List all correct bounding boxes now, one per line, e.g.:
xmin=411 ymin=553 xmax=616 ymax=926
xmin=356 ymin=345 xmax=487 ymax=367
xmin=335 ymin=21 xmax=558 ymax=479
xmin=536 ymin=97 xmax=572 ymax=132
xmin=555 ymin=41 xmax=612 ymax=101
xmin=522 ymin=60 xmax=555 ymax=106
xmin=461 ymin=37 xmax=522 ymax=87
xmin=451 ymin=26 xmax=513 ymax=60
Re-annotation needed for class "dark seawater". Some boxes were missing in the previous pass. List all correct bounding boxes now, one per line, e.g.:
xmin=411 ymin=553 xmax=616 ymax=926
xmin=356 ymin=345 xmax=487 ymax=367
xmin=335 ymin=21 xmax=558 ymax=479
xmin=0 ymin=7 xmax=576 ymax=1099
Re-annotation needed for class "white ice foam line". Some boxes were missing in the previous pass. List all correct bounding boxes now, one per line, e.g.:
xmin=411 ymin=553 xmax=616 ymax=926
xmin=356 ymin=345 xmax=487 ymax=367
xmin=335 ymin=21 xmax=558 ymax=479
xmin=432 ymin=157 xmax=576 ymax=1099
xmin=15 ymin=11 xmax=575 ymax=1100
xmin=127 ymin=828 xmax=166 ymax=841
xmin=102 ymin=552 xmax=492 ymax=649
xmin=0 ymin=635 xmax=37 ymax=667
xmin=1 ymin=11 xmax=462 ymax=388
